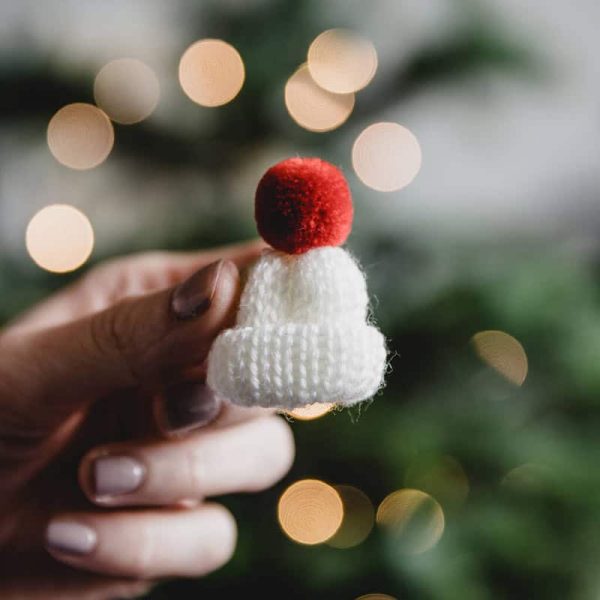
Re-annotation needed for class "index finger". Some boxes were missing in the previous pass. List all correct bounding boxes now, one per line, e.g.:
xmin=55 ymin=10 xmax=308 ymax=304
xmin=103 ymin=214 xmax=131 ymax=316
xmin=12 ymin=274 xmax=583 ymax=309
xmin=8 ymin=238 xmax=267 ymax=333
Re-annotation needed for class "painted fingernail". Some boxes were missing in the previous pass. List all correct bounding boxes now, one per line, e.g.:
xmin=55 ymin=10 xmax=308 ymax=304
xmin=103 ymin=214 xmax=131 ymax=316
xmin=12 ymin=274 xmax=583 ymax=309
xmin=46 ymin=521 xmax=97 ymax=556
xmin=162 ymin=382 xmax=222 ymax=434
xmin=93 ymin=456 xmax=146 ymax=498
xmin=171 ymin=259 xmax=228 ymax=320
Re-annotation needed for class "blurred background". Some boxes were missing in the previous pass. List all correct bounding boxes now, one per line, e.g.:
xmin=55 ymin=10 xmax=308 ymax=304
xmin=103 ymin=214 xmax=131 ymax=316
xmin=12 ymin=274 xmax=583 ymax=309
xmin=2 ymin=0 xmax=600 ymax=598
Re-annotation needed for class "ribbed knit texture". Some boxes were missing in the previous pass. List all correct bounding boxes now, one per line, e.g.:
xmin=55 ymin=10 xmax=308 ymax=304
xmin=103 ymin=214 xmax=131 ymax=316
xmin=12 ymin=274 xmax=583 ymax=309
xmin=207 ymin=247 xmax=387 ymax=409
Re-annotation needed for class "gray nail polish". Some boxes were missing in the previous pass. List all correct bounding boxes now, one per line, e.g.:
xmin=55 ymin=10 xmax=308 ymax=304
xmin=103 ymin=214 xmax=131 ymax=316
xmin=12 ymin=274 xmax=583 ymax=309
xmin=46 ymin=521 xmax=97 ymax=556
xmin=171 ymin=259 xmax=227 ymax=320
xmin=93 ymin=456 xmax=146 ymax=498
xmin=163 ymin=382 xmax=222 ymax=434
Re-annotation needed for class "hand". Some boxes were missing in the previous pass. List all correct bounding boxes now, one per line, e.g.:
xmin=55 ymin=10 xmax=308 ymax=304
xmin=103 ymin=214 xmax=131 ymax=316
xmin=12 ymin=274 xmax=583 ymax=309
xmin=0 ymin=555 xmax=155 ymax=600
xmin=0 ymin=240 xmax=295 ymax=579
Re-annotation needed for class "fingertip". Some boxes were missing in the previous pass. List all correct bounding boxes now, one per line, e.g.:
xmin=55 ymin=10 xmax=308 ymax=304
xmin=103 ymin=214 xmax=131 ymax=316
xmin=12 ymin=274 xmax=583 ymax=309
xmin=155 ymin=382 xmax=223 ymax=438
xmin=215 ymin=238 xmax=269 ymax=269
xmin=171 ymin=259 xmax=239 ymax=322
xmin=79 ymin=448 xmax=148 ymax=506
xmin=270 ymin=415 xmax=296 ymax=477
xmin=213 ymin=259 xmax=241 ymax=320
xmin=240 ymin=416 xmax=296 ymax=492
xmin=201 ymin=503 xmax=237 ymax=570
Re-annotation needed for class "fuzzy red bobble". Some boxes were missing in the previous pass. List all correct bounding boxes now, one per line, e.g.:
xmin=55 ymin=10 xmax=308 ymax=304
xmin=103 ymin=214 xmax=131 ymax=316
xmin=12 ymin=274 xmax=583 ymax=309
xmin=255 ymin=157 xmax=353 ymax=254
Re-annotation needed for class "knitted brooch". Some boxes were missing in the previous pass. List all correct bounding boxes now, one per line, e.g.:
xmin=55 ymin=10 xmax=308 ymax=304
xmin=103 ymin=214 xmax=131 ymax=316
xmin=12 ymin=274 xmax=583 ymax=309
xmin=207 ymin=157 xmax=386 ymax=409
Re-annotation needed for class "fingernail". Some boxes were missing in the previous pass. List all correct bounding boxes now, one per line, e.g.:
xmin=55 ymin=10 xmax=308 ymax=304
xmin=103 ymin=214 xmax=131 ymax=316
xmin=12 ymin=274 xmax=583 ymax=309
xmin=93 ymin=456 xmax=146 ymax=498
xmin=162 ymin=382 xmax=222 ymax=434
xmin=46 ymin=521 xmax=97 ymax=556
xmin=171 ymin=259 xmax=227 ymax=320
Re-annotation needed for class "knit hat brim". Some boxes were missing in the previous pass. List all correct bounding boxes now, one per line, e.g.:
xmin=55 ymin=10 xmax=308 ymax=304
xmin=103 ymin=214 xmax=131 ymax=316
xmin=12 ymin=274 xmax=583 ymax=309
xmin=207 ymin=322 xmax=386 ymax=409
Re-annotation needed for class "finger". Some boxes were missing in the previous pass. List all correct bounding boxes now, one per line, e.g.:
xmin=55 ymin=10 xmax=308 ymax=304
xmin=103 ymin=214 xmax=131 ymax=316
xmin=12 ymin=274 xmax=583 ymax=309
xmin=8 ymin=238 xmax=266 ymax=332
xmin=0 ymin=559 xmax=152 ymax=600
xmin=154 ymin=381 xmax=274 ymax=437
xmin=167 ymin=238 xmax=267 ymax=276
xmin=45 ymin=504 xmax=236 ymax=578
xmin=79 ymin=416 xmax=294 ymax=506
xmin=1 ymin=259 xmax=240 ymax=429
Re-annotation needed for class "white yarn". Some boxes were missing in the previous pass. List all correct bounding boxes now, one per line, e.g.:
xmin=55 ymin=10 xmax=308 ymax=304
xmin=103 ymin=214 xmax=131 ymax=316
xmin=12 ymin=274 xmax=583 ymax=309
xmin=207 ymin=247 xmax=387 ymax=409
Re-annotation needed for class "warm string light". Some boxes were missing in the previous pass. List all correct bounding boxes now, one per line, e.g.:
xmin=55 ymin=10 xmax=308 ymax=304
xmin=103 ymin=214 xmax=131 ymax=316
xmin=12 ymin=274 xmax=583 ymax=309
xmin=502 ymin=463 xmax=551 ymax=489
xmin=376 ymin=489 xmax=445 ymax=554
xmin=472 ymin=330 xmax=528 ymax=385
xmin=308 ymin=29 xmax=378 ymax=94
xmin=352 ymin=122 xmax=422 ymax=192
xmin=285 ymin=29 xmax=378 ymax=133
xmin=178 ymin=39 xmax=245 ymax=107
xmin=277 ymin=479 xmax=343 ymax=545
xmin=26 ymin=205 xmax=94 ymax=273
xmin=286 ymin=402 xmax=336 ymax=421
xmin=47 ymin=103 xmax=114 ymax=170
xmin=285 ymin=64 xmax=355 ymax=132
xmin=404 ymin=456 xmax=469 ymax=510
xmin=327 ymin=485 xmax=375 ymax=549
xmin=94 ymin=58 xmax=160 ymax=124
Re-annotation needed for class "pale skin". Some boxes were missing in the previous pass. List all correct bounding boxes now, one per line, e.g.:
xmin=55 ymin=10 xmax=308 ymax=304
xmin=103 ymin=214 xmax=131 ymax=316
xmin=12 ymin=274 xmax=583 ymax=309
xmin=0 ymin=240 xmax=295 ymax=582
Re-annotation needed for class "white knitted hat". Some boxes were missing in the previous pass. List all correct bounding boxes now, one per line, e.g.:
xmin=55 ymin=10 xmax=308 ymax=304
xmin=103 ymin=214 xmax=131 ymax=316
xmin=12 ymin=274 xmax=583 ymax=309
xmin=207 ymin=246 xmax=386 ymax=409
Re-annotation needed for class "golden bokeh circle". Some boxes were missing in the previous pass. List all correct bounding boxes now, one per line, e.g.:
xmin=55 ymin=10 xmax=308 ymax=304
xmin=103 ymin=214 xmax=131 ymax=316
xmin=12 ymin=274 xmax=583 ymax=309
xmin=327 ymin=485 xmax=375 ymax=549
xmin=178 ymin=39 xmax=245 ymax=107
xmin=404 ymin=456 xmax=469 ymax=509
xmin=26 ymin=204 xmax=94 ymax=273
xmin=472 ymin=330 xmax=528 ymax=386
xmin=277 ymin=479 xmax=343 ymax=545
xmin=285 ymin=64 xmax=355 ymax=132
xmin=94 ymin=58 xmax=160 ymax=124
xmin=352 ymin=122 xmax=422 ymax=192
xmin=502 ymin=463 xmax=551 ymax=489
xmin=47 ymin=103 xmax=114 ymax=170
xmin=376 ymin=489 xmax=445 ymax=554
xmin=356 ymin=595 xmax=397 ymax=600
xmin=308 ymin=29 xmax=378 ymax=94
xmin=287 ymin=402 xmax=335 ymax=421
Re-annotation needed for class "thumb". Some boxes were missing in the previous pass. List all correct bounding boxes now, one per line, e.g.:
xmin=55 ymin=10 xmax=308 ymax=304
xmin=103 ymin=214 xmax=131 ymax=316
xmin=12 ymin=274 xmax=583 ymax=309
xmin=1 ymin=260 xmax=239 ymax=422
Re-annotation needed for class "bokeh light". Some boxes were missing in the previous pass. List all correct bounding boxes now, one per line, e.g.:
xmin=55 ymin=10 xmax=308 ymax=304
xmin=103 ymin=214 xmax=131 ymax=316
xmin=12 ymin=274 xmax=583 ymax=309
xmin=47 ymin=103 xmax=114 ymax=170
xmin=352 ymin=122 xmax=422 ymax=192
xmin=327 ymin=485 xmax=375 ymax=549
xmin=472 ymin=330 xmax=528 ymax=386
xmin=277 ymin=479 xmax=343 ymax=545
xmin=405 ymin=456 xmax=469 ymax=510
xmin=376 ymin=489 xmax=445 ymax=554
xmin=308 ymin=29 xmax=378 ymax=94
xmin=502 ymin=463 xmax=551 ymax=490
xmin=26 ymin=204 xmax=94 ymax=273
xmin=355 ymin=595 xmax=397 ymax=600
xmin=287 ymin=402 xmax=335 ymax=421
xmin=178 ymin=39 xmax=245 ymax=107
xmin=94 ymin=58 xmax=160 ymax=124
xmin=285 ymin=64 xmax=355 ymax=132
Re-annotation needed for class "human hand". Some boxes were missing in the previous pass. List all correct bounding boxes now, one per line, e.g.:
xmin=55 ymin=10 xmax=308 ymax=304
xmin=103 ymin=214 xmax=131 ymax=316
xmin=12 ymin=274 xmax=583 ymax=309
xmin=0 ymin=240 xmax=295 ymax=579
xmin=0 ymin=555 xmax=154 ymax=600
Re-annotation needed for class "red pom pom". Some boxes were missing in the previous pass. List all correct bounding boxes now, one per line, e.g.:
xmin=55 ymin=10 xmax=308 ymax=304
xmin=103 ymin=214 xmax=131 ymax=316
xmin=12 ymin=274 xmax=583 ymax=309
xmin=255 ymin=157 xmax=353 ymax=254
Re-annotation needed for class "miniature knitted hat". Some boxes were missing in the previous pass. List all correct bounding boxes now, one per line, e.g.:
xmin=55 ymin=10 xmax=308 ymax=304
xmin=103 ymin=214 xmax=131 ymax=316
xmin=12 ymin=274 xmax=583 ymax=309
xmin=207 ymin=157 xmax=386 ymax=409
